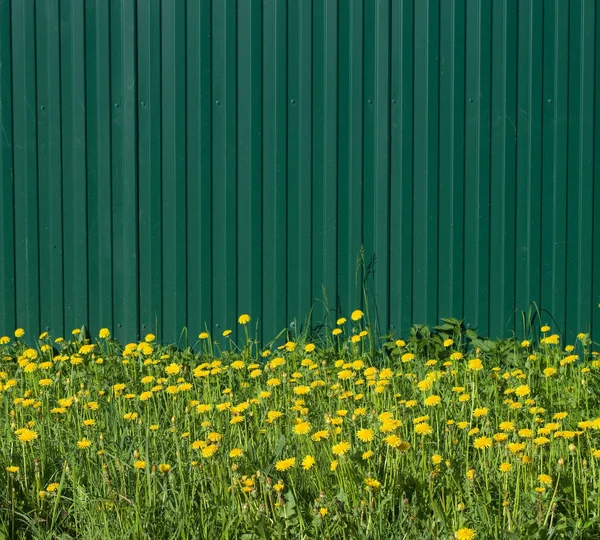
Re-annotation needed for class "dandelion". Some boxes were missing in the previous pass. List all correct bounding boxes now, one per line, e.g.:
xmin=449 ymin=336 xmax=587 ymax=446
xmin=473 ymin=436 xmax=491 ymax=449
xmin=365 ymin=477 xmax=381 ymax=490
xmin=275 ymin=457 xmax=295 ymax=471
xmin=424 ymin=395 xmax=442 ymax=407
xmin=17 ymin=429 xmax=38 ymax=443
xmin=507 ymin=442 xmax=526 ymax=454
xmin=293 ymin=421 xmax=311 ymax=435
xmin=6 ymin=466 xmax=19 ymax=473
xmin=357 ymin=428 xmax=375 ymax=442
xmin=77 ymin=438 xmax=92 ymax=449
xmin=431 ymin=454 xmax=443 ymax=465
xmin=414 ymin=423 xmax=433 ymax=436
xmin=473 ymin=407 xmax=488 ymax=418
xmin=302 ymin=455 xmax=315 ymax=470
xmin=134 ymin=460 xmax=147 ymax=470
xmin=455 ymin=529 xmax=476 ymax=540
xmin=538 ymin=474 xmax=553 ymax=486
xmin=201 ymin=445 xmax=219 ymax=458
xmin=229 ymin=448 xmax=243 ymax=458
xmin=351 ymin=310 xmax=364 ymax=321
xmin=362 ymin=450 xmax=374 ymax=460
xmin=467 ymin=359 xmax=483 ymax=370
xmin=332 ymin=441 xmax=351 ymax=456
xmin=383 ymin=435 xmax=402 ymax=448
xmin=238 ymin=314 xmax=251 ymax=324
xmin=165 ymin=363 xmax=181 ymax=376
xmin=543 ymin=367 xmax=557 ymax=377
xmin=499 ymin=462 xmax=512 ymax=473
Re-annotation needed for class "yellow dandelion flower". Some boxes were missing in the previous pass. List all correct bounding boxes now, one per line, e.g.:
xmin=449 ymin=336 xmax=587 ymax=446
xmin=311 ymin=430 xmax=329 ymax=442
xmin=275 ymin=457 xmax=295 ymax=471
xmin=293 ymin=421 xmax=311 ymax=435
xmin=77 ymin=438 xmax=92 ymax=449
xmin=538 ymin=474 xmax=553 ymax=486
xmin=357 ymin=428 xmax=375 ymax=442
xmin=415 ymin=423 xmax=433 ymax=436
xmin=473 ymin=436 xmax=491 ymax=449
xmin=351 ymin=310 xmax=364 ymax=321
xmin=455 ymin=528 xmax=476 ymax=539
xmin=229 ymin=448 xmax=243 ymax=458
xmin=302 ymin=455 xmax=315 ymax=470
xmin=17 ymin=429 xmax=38 ymax=443
xmin=201 ymin=444 xmax=219 ymax=458
xmin=424 ymin=395 xmax=442 ymax=407
xmin=365 ymin=477 xmax=381 ymax=490
xmin=332 ymin=441 xmax=351 ymax=456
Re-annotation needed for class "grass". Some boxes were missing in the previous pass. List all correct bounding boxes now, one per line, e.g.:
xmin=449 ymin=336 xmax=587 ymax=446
xmin=0 ymin=313 xmax=599 ymax=539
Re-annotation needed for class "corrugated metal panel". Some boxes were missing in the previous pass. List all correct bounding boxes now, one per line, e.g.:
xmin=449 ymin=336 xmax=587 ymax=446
xmin=0 ymin=0 xmax=598 ymax=344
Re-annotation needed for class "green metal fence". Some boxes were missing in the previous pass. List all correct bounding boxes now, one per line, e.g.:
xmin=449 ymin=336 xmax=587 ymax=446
xmin=1 ymin=0 xmax=598 ymax=344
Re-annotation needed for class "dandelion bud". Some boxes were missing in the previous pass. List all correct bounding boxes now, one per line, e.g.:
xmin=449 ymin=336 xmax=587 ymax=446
xmin=558 ymin=458 xmax=564 ymax=466
xmin=568 ymin=444 xmax=576 ymax=453
xmin=133 ymin=450 xmax=140 ymax=459
xmin=231 ymin=464 xmax=238 ymax=472
xmin=583 ymin=459 xmax=588 ymax=468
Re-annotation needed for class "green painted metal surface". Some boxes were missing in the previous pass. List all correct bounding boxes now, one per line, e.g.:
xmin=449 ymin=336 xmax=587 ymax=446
xmin=0 ymin=0 xmax=598 ymax=344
